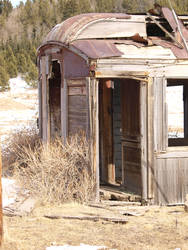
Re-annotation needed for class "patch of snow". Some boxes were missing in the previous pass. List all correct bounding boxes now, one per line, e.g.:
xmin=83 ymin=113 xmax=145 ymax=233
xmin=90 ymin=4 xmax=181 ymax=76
xmin=9 ymin=76 xmax=30 ymax=94
xmin=2 ymin=178 xmax=20 ymax=207
xmin=46 ymin=244 xmax=107 ymax=250
xmin=0 ymin=76 xmax=38 ymax=146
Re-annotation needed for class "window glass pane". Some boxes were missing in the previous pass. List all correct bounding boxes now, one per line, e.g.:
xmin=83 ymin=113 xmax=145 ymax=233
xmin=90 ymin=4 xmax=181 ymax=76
xmin=167 ymin=85 xmax=184 ymax=138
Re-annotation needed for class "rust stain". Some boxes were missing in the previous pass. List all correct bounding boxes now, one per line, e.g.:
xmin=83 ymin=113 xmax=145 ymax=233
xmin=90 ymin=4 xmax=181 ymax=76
xmin=71 ymin=40 xmax=123 ymax=59
xmin=44 ymin=13 xmax=130 ymax=45
xmin=39 ymin=7 xmax=188 ymax=60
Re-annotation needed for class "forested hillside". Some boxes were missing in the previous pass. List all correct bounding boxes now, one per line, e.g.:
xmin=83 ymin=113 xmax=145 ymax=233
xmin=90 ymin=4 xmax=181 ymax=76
xmin=0 ymin=0 xmax=188 ymax=90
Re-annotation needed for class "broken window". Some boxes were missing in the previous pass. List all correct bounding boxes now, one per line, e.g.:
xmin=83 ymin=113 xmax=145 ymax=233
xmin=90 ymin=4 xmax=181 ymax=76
xmin=167 ymin=79 xmax=188 ymax=146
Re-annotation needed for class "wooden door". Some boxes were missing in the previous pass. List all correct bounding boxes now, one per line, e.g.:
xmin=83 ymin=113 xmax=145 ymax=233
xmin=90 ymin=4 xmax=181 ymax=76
xmin=121 ymin=79 xmax=147 ymax=196
xmin=99 ymin=79 xmax=115 ymax=184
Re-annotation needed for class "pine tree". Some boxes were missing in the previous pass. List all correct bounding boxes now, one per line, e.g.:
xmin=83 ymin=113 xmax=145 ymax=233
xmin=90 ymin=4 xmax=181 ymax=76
xmin=0 ymin=65 xmax=9 ymax=91
xmin=16 ymin=53 xmax=28 ymax=73
xmin=63 ymin=0 xmax=79 ymax=19
xmin=24 ymin=60 xmax=38 ymax=88
xmin=7 ymin=61 xmax=17 ymax=78
xmin=0 ymin=53 xmax=5 ymax=67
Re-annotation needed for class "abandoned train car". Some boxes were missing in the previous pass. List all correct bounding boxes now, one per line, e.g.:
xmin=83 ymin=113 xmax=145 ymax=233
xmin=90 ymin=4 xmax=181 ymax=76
xmin=37 ymin=6 xmax=188 ymax=205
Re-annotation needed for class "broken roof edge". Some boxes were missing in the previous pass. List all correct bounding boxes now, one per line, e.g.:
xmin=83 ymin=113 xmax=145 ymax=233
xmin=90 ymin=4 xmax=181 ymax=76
xmin=37 ymin=40 xmax=125 ymax=61
xmin=37 ymin=41 xmax=89 ymax=62
xmin=43 ymin=13 xmax=132 ymax=44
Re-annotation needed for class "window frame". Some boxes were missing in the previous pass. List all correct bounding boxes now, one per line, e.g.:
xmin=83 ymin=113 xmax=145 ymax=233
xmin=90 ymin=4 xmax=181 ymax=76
xmin=167 ymin=78 xmax=188 ymax=147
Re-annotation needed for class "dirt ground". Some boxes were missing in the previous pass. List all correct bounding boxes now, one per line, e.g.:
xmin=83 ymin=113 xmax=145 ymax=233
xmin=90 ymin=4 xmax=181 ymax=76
xmin=2 ymin=203 xmax=188 ymax=250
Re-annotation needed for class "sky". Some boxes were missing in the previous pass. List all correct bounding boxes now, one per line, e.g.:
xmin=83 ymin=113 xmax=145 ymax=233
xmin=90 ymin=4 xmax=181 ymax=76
xmin=10 ymin=0 xmax=27 ymax=8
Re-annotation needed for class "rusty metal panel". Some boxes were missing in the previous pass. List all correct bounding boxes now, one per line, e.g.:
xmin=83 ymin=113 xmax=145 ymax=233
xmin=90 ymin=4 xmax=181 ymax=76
xmin=151 ymin=38 xmax=188 ymax=59
xmin=71 ymin=40 xmax=123 ymax=59
xmin=162 ymin=7 xmax=188 ymax=40
xmin=63 ymin=48 xmax=90 ymax=78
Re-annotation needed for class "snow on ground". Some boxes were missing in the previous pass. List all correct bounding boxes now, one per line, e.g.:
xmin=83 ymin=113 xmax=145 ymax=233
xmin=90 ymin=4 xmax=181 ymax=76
xmin=46 ymin=244 xmax=108 ymax=250
xmin=9 ymin=76 xmax=30 ymax=94
xmin=2 ymin=178 xmax=20 ymax=207
xmin=0 ymin=76 xmax=38 ymax=144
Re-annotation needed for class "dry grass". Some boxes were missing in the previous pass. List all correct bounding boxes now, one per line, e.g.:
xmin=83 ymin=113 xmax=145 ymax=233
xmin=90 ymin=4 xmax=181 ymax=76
xmin=2 ymin=127 xmax=40 ymax=176
xmin=2 ymin=204 xmax=188 ymax=250
xmin=12 ymin=133 xmax=95 ymax=204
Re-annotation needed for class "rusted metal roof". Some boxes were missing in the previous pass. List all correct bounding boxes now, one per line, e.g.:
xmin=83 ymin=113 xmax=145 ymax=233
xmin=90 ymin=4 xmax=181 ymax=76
xmin=162 ymin=7 xmax=188 ymax=40
xmin=71 ymin=40 xmax=123 ymax=59
xmin=44 ymin=13 xmax=131 ymax=44
xmin=150 ymin=38 xmax=188 ymax=58
xmin=70 ymin=40 xmax=147 ymax=59
xmin=40 ymin=9 xmax=188 ymax=60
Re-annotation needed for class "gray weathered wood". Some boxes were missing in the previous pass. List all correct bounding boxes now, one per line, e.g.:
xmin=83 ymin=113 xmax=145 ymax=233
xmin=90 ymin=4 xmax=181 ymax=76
xmin=147 ymin=77 xmax=154 ymax=200
xmin=76 ymin=17 xmax=146 ymax=40
xmin=155 ymin=157 xmax=188 ymax=205
xmin=61 ymin=78 xmax=68 ymax=143
xmin=41 ymin=56 xmax=48 ymax=142
xmin=153 ymin=77 xmax=167 ymax=153
xmin=140 ymin=81 xmax=147 ymax=201
xmin=38 ymin=75 xmax=42 ymax=137
xmin=44 ymin=214 xmax=128 ymax=224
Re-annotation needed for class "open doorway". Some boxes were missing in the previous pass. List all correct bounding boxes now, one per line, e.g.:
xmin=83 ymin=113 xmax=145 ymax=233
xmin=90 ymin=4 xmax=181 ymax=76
xmin=99 ymin=78 xmax=145 ymax=196
xmin=49 ymin=60 xmax=61 ymax=139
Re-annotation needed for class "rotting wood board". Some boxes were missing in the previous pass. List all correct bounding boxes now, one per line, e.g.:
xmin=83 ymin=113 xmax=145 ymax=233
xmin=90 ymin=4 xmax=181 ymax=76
xmin=44 ymin=215 xmax=128 ymax=224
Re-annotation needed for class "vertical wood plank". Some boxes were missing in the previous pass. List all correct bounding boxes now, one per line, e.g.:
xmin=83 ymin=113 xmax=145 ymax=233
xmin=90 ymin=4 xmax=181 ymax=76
xmin=140 ymin=81 xmax=147 ymax=201
xmin=90 ymin=79 xmax=100 ymax=201
xmin=147 ymin=77 xmax=154 ymax=200
xmin=61 ymin=78 xmax=68 ymax=143
xmin=100 ymin=79 xmax=115 ymax=184
xmin=155 ymin=157 xmax=188 ymax=205
xmin=86 ymin=77 xmax=90 ymax=140
xmin=162 ymin=78 xmax=168 ymax=151
xmin=153 ymin=77 xmax=167 ymax=152
xmin=95 ymin=79 xmax=100 ymax=201
xmin=46 ymin=57 xmax=50 ymax=142
xmin=38 ymin=74 xmax=42 ymax=138
xmin=41 ymin=56 xmax=48 ymax=142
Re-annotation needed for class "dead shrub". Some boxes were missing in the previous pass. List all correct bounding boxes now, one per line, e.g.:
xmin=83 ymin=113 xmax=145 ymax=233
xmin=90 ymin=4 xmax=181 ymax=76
xmin=2 ymin=126 xmax=40 ymax=176
xmin=13 ymin=134 xmax=95 ymax=204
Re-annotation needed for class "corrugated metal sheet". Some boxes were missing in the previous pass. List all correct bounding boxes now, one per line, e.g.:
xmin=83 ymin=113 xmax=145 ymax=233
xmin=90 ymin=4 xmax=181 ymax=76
xmin=44 ymin=13 xmax=131 ymax=44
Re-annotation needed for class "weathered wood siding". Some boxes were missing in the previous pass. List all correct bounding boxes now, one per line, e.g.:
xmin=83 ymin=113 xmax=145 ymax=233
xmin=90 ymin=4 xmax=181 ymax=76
xmin=154 ymin=77 xmax=188 ymax=204
xmin=113 ymin=80 xmax=122 ymax=182
xmin=67 ymin=79 xmax=87 ymax=135
xmin=153 ymin=77 xmax=167 ymax=152
xmin=155 ymin=156 xmax=188 ymax=204
xmin=121 ymin=79 xmax=142 ymax=195
xmin=99 ymin=79 xmax=115 ymax=184
xmin=40 ymin=55 xmax=50 ymax=142
xmin=89 ymin=78 xmax=99 ymax=201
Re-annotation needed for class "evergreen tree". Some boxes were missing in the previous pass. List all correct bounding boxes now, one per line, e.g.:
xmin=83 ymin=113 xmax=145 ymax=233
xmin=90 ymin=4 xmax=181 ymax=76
xmin=7 ymin=61 xmax=17 ymax=78
xmin=0 ymin=53 xmax=5 ymax=67
xmin=63 ymin=0 xmax=79 ymax=19
xmin=24 ymin=61 xmax=38 ymax=88
xmin=0 ymin=65 xmax=9 ymax=91
xmin=16 ymin=53 xmax=28 ymax=73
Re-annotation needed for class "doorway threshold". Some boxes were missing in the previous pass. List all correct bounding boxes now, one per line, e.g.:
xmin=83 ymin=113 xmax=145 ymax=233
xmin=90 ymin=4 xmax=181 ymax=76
xmin=100 ymin=184 xmax=141 ymax=203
